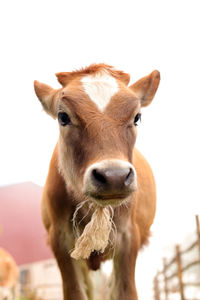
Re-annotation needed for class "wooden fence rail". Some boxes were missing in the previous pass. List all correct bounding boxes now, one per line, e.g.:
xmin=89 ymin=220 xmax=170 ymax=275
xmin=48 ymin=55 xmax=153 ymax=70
xmin=154 ymin=215 xmax=200 ymax=300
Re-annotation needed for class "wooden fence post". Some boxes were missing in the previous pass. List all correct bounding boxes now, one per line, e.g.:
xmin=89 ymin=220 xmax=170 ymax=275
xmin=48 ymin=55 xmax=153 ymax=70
xmin=163 ymin=258 xmax=168 ymax=300
xmin=153 ymin=272 xmax=160 ymax=300
xmin=195 ymin=215 xmax=200 ymax=260
xmin=176 ymin=245 xmax=185 ymax=300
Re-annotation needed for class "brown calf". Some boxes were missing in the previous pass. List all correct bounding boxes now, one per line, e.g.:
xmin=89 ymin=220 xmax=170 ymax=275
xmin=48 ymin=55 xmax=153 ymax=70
xmin=34 ymin=64 xmax=160 ymax=300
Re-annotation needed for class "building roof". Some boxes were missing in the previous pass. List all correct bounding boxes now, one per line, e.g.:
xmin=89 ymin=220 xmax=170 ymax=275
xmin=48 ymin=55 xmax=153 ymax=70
xmin=0 ymin=182 xmax=53 ymax=265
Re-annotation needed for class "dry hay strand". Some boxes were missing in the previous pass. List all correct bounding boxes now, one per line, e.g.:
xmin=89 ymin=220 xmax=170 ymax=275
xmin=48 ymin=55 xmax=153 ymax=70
xmin=71 ymin=205 xmax=113 ymax=260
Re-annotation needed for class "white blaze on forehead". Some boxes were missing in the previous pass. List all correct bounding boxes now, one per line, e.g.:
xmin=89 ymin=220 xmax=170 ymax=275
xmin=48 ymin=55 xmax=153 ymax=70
xmin=81 ymin=71 xmax=119 ymax=111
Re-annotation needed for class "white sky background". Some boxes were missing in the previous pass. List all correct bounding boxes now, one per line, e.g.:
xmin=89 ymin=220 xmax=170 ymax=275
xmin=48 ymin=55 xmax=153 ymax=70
xmin=0 ymin=0 xmax=200 ymax=298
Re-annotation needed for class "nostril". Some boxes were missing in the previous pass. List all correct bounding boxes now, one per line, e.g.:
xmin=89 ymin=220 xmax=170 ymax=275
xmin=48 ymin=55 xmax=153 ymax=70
xmin=124 ymin=168 xmax=134 ymax=186
xmin=92 ymin=167 xmax=134 ymax=188
xmin=92 ymin=169 xmax=107 ymax=185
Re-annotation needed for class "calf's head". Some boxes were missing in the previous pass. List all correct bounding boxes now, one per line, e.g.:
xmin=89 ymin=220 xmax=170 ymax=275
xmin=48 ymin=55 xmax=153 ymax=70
xmin=34 ymin=64 xmax=160 ymax=206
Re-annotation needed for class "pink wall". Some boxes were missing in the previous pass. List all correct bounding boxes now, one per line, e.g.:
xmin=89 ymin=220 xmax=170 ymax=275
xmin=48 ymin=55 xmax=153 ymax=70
xmin=0 ymin=182 xmax=53 ymax=265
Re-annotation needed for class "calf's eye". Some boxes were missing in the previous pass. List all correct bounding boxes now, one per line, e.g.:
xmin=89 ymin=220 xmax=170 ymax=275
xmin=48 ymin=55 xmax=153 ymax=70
xmin=134 ymin=113 xmax=141 ymax=126
xmin=58 ymin=112 xmax=71 ymax=126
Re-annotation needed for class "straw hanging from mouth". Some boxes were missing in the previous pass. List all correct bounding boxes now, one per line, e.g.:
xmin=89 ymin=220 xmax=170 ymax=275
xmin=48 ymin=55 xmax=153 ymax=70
xmin=71 ymin=206 xmax=112 ymax=260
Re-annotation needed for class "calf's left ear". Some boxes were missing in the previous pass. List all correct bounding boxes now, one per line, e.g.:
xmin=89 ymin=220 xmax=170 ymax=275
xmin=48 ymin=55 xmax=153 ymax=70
xmin=129 ymin=70 xmax=160 ymax=107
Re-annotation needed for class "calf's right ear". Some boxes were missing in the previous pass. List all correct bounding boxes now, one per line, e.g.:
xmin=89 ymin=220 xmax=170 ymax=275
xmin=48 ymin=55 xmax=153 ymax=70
xmin=34 ymin=81 xmax=59 ymax=119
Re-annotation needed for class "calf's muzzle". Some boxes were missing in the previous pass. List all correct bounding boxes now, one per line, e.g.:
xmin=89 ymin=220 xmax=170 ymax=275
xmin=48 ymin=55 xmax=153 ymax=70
xmin=92 ymin=167 xmax=134 ymax=190
xmin=83 ymin=160 xmax=137 ymax=203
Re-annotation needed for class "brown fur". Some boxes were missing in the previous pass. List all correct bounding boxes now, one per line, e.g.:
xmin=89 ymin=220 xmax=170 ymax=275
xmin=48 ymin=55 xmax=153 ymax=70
xmin=0 ymin=248 xmax=18 ymax=288
xmin=34 ymin=64 xmax=160 ymax=300
xmin=56 ymin=63 xmax=130 ymax=86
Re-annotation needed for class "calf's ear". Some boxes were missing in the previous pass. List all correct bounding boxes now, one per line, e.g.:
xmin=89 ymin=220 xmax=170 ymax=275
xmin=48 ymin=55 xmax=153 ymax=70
xmin=129 ymin=70 xmax=160 ymax=107
xmin=34 ymin=81 xmax=59 ymax=118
